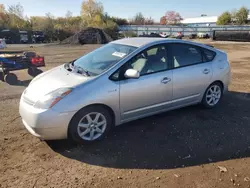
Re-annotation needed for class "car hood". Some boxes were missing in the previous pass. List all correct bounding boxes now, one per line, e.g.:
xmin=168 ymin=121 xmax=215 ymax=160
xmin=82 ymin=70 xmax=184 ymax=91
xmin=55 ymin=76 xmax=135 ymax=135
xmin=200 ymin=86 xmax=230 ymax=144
xmin=24 ymin=65 xmax=92 ymax=102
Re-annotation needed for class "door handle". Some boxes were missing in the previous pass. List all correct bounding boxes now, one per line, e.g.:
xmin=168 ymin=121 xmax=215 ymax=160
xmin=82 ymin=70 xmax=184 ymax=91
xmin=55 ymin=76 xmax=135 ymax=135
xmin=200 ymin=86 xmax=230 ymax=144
xmin=161 ymin=77 xmax=171 ymax=84
xmin=203 ymin=69 xmax=210 ymax=74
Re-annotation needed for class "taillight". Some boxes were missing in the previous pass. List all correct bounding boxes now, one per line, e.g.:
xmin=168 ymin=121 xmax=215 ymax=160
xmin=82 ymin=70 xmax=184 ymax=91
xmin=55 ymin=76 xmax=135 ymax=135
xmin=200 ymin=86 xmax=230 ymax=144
xmin=31 ymin=58 xmax=36 ymax=64
xmin=31 ymin=57 xmax=44 ymax=65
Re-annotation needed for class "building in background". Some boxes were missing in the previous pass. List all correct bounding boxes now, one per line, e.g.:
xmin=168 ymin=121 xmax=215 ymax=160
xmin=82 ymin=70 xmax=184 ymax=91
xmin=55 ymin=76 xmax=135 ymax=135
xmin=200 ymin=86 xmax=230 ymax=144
xmin=181 ymin=16 xmax=218 ymax=26
xmin=181 ymin=15 xmax=250 ymax=26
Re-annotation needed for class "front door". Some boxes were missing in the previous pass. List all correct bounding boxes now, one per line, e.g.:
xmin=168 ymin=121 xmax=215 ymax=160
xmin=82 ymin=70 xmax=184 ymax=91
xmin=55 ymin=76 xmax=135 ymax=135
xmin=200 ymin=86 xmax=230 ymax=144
xmin=169 ymin=43 xmax=212 ymax=106
xmin=119 ymin=44 xmax=173 ymax=121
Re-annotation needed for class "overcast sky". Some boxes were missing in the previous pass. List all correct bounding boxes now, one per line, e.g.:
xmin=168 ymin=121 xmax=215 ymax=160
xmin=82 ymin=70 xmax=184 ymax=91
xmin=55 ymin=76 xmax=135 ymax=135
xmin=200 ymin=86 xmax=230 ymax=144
xmin=1 ymin=0 xmax=250 ymax=21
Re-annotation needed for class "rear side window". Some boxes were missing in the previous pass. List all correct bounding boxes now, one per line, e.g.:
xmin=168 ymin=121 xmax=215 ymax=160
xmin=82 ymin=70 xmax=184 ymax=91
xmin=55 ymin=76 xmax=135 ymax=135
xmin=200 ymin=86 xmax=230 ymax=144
xmin=203 ymin=49 xmax=216 ymax=62
xmin=170 ymin=43 xmax=203 ymax=68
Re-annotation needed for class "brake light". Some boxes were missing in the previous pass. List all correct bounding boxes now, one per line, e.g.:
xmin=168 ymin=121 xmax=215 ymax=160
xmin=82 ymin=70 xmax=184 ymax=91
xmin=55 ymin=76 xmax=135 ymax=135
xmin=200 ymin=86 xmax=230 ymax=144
xmin=31 ymin=57 xmax=44 ymax=65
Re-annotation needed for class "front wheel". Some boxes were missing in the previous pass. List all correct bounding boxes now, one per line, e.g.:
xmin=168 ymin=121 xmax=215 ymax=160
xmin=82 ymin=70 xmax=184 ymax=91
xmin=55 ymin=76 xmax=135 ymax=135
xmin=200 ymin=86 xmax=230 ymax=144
xmin=28 ymin=67 xmax=43 ymax=77
xmin=68 ymin=106 xmax=113 ymax=144
xmin=202 ymin=82 xmax=223 ymax=108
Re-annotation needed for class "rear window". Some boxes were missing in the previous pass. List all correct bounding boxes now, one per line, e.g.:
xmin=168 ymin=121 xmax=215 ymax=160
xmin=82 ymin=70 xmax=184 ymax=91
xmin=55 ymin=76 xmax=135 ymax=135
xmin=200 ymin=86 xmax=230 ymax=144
xmin=203 ymin=49 xmax=216 ymax=62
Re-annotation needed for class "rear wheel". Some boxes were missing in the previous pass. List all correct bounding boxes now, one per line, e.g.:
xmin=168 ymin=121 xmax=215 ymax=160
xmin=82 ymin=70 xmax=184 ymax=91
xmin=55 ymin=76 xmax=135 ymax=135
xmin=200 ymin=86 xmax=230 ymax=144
xmin=4 ymin=73 xmax=18 ymax=85
xmin=68 ymin=106 xmax=112 ymax=144
xmin=202 ymin=82 xmax=223 ymax=108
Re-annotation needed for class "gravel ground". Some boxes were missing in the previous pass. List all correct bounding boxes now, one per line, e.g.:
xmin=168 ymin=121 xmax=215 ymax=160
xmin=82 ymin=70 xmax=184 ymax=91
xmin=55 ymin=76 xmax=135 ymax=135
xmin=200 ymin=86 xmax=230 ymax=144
xmin=0 ymin=42 xmax=250 ymax=188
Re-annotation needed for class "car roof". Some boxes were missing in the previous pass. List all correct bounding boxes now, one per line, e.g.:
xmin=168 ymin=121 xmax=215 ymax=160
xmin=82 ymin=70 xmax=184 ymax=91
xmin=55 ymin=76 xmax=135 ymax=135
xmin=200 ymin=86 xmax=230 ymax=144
xmin=111 ymin=37 xmax=219 ymax=53
xmin=111 ymin=37 xmax=176 ymax=47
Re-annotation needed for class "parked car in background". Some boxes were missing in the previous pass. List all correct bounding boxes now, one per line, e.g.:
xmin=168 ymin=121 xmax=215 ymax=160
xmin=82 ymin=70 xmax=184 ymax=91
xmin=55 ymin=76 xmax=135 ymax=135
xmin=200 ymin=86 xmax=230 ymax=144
xmin=189 ymin=33 xmax=197 ymax=39
xmin=32 ymin=31 xmax=45 ymax=43
xmin=197 ymin=32 xmax=210 ymax=39
xmin=19 ymin=38 xmax=231 ymax=144
xmin=176 ymin=32 xmax=183 ymax=39
xmin=19 ymin=31 xmax=28 ymax=43
xmin=0 ymin=29 xmax=29 ymax=44
xmin=139 ymin=32 xmax=168 ymax=38
xmin=0 ymin=39 xmax=7 ymax=49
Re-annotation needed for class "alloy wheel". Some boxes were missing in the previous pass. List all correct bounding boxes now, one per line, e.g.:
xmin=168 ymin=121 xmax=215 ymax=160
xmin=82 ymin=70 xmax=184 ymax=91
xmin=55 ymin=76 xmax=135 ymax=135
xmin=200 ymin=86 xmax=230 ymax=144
xmin=205 ymin=85 xmax=222 ymax=106
xmin=77 ymin=112 xmax=107 ymax=141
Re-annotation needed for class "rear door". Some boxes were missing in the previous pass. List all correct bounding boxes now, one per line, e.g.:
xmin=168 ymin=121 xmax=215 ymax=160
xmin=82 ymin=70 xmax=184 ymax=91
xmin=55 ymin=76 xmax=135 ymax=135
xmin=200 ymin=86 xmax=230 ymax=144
xmin=169 ymin=43 xmax=213 ymax=106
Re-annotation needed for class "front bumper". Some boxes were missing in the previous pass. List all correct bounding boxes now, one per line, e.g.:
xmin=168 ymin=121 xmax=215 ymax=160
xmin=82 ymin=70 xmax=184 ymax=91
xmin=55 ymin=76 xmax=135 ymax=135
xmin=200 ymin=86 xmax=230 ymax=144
xmin=19 ymin=97 xmax=76 ymax=140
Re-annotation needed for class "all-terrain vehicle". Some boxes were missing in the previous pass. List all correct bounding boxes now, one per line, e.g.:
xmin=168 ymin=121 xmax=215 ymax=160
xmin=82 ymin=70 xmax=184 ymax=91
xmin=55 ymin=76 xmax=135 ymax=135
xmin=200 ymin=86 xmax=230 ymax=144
xmin=0 ymin=50 xmax=45 ymax=85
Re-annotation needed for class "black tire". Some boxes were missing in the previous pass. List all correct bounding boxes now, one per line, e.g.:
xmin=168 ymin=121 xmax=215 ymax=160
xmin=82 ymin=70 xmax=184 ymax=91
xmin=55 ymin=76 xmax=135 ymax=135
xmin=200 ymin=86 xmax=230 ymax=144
xmin=34 ymin=68 xmax=43 ymax=76
xmin=68 ymin=106 xmax=113 ymax=144
xmin=4 ymin=73 xmax=18 ymax=85
xmin=28 ymin=67 xmax=35 ymax=77
xmin=0 ymin=72 xmax=3 ymax=81
xmin=28 ymin=67 xmax=43 ymax=77
xmin=202 ymin=82 xmax=223 ymax=108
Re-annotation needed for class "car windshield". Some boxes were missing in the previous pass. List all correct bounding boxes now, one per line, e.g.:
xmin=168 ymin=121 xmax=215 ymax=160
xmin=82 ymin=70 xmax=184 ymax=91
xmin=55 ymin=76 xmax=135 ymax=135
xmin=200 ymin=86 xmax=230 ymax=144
xmin=72 ymin=43 xmax=137 ymax=76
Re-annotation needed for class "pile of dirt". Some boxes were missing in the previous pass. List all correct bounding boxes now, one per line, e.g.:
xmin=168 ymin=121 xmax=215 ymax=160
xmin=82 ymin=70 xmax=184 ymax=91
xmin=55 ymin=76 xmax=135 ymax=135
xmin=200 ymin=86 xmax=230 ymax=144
xmin=61 ymin=27 xmax=113 ymax=45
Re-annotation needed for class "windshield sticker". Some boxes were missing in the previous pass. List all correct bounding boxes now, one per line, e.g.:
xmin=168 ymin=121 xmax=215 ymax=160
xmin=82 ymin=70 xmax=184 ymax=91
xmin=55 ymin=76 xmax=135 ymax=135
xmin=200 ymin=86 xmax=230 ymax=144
xmin=112 ymin=52 xmax=127 ymax=58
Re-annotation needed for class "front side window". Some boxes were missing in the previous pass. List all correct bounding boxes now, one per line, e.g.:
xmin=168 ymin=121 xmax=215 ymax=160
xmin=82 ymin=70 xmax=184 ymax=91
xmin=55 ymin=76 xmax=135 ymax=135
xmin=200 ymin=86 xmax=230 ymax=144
xmin=171 ymin=44 xmax=203 ymax=68
xmin=73 ymin=43 xmax=137 ymax=76
xmin=125 ymin=45 xmax=169 ymax=76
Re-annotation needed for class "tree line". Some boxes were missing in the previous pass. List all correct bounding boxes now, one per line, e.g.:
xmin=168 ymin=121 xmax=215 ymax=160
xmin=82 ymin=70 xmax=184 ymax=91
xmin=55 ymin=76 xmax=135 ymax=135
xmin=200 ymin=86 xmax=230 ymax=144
xmin=217 ymin=7 xmax=249 ymax=25
xmin=0 ymin=0 xmax=157 ymax=41
xmin=0 ymin=1 xmax=130 ymax=41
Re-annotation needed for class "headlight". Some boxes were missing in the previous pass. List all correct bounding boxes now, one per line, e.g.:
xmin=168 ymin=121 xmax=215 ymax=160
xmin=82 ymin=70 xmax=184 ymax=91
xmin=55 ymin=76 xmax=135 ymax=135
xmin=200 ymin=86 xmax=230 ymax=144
xmin=34 ymin=88 xmax=72 ymax=109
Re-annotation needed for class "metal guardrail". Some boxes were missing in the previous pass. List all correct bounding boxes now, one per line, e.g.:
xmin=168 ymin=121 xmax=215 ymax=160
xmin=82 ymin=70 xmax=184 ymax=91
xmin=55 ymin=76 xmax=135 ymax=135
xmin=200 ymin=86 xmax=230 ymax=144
xmin=119 ymin=25 xmax=250 ymax=36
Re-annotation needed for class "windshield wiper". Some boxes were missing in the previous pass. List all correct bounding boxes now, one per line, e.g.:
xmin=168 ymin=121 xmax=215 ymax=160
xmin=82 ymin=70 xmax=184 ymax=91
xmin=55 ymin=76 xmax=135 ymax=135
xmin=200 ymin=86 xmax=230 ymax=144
xmin=66 ymin=60 xmax=90 ymax=76
xmin=73 ymin=65 xmax=90 ymax=76
xmin=81 ymin=69 xmax=90 ymax=76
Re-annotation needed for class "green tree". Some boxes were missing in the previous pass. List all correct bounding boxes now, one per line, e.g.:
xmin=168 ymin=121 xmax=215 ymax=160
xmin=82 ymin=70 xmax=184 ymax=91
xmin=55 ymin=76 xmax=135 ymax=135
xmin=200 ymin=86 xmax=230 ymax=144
xmin=7 ymin=3 xmax=26 ymax=29
xmin=30 ymin=16 xmax=48 ymax=31
xmin=68 ymin=16 xmax=82 ymax=32
xmin=0 ymin=4 xmax=5 ymax=13
xmin=0 ymin=4 xmax=8 ymax=28
xmin=216 ymin=11 xmax=232 ymax=25
xmin=109 ymin=16 xmax=128 ymax=25
xmin=81 ymin=0 xmax=104 ymax=26
xmin=235 ymin=7 xmax=249 ymax=25
xmin=80 ymin=0 xmax=118 ymax=39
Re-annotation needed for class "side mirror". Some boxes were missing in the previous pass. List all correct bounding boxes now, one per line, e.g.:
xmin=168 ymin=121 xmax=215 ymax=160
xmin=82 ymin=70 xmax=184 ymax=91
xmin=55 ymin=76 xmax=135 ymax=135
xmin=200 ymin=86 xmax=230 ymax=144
xmin=124 ymin=69 xmax=140 ymax=79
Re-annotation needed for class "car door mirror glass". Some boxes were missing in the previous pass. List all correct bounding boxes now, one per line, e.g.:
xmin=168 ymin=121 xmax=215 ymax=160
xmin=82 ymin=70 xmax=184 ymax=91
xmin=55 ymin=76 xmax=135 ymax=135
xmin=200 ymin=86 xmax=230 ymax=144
xmin=124 ymin=69 xmax=140 ymax=79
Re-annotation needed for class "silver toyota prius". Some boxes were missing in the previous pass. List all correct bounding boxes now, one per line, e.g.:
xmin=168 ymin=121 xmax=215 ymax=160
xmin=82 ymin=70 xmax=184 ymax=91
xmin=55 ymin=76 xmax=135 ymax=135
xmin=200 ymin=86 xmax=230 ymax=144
xmin=19 ymin=38 xmax=231 ymax=144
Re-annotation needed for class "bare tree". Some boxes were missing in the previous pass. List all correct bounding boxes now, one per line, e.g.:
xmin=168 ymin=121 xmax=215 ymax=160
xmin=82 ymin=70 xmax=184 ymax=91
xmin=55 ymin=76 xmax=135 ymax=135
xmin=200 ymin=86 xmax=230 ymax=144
xmin=129 ymin=12 xmax=145 ymax=25
xmin=144 ymin=17 xmax=154 ymax=25
xmin=65 ymin=10 xmax=73 ymax=18
xmin=8 ymin=3 xmax=24 ymax=19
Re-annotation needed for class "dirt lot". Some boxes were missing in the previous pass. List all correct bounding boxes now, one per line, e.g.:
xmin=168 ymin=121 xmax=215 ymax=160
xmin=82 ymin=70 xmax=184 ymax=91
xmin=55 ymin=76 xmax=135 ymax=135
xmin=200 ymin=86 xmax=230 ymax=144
xmin=1 ymin=42 xmax=250 ymax=188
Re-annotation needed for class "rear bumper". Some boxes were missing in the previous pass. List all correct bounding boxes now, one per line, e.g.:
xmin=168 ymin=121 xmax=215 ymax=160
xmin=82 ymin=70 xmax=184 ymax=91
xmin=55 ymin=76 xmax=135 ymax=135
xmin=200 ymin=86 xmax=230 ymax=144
xmin=19 ymin=97 xmax=76 ymax=140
